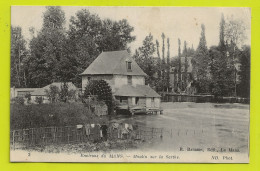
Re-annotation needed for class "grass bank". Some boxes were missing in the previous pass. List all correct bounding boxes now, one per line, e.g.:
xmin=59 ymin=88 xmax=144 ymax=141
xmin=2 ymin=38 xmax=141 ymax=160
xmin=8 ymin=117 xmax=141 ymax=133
xmin=10 ymin=102 xmax=108 ymax=130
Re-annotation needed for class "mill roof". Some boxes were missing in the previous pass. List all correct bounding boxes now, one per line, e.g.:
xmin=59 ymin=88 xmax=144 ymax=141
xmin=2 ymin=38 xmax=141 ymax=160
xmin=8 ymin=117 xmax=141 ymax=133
xmin=80 ymin=50 xmax=147 ymax=76
xmin=114 ymin=84 xmax=161 ymax=98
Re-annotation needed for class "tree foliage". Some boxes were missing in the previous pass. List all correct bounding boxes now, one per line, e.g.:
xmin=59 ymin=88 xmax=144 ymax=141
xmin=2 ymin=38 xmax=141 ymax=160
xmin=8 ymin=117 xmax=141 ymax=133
xmin=193 ymin=24 xmax=210 ymax=93
xmin=237 ymin=46 xmax=250 ymax=98
xmin=209 ymin=46 xmax=233 ymax=96
xmin=183 ymin=41 xmax=188 ymax=89
xmin=45 ymin=85 xmax=60 ymax=103
xmin=83 ymin=80 xmax=114 ymax=115
xmin=11 ymin=26 xmax=28 ymax=88
xmin=133 ymin=33 xmax=156 ymax=87
xmin=28 ymin=6 xmax=67 ymax=88
xmin=20 ymin=7 xmax=135 ymax=88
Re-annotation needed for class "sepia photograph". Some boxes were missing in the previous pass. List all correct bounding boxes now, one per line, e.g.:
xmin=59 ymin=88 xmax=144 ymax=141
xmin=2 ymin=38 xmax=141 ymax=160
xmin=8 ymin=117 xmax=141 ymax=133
xmin=10 ymin=6 xmax=250 ymax=163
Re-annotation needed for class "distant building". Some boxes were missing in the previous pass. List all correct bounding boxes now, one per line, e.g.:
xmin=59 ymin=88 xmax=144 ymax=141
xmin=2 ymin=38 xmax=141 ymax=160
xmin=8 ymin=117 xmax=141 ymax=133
xmin=30 ymin=82 xmax=78 ymax=103
xmin=11 ymin=82 xmax=78 ymax=104
xmin=80 ymin=50 xmax=161 ymax=112
xmin=10 ymin=87 xmax=40 ymax=99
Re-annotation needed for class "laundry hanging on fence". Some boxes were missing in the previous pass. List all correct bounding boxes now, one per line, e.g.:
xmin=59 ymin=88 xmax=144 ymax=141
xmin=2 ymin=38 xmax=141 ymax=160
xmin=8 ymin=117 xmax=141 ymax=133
xmin=128 ymin=124 xmax=133 ymax=131
xmin=76 ymin=125 xmax=83 ymax=129
xmin=112 ymin=122 xmax=119 ymax=129
xmin=85 ymin=124 xmax=91 ymax=136
xmin=101 ymin=125 xmax=108 ymax=139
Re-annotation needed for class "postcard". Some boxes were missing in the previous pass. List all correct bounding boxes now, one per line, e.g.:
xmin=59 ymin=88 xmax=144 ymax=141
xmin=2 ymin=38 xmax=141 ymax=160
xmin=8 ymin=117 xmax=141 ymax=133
xmin=10 ymin=6 xmax=250 ymax=163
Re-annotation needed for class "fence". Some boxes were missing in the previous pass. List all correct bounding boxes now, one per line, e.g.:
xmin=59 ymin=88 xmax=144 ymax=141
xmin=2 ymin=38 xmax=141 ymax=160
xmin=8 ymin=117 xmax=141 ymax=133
xmin=161 ymin=93 xmax=249 ymax=104
xmin=10 ymin=124 xmax=164 ymax=150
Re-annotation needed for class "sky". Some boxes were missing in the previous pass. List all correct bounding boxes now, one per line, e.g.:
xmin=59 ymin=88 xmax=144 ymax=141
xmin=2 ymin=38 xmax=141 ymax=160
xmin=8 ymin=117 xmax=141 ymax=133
xmin=11 ymin=6 xmax=251 ymax=57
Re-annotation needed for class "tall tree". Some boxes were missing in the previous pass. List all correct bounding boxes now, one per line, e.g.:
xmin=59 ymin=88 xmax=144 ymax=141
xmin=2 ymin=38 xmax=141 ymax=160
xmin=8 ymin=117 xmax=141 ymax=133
xmin=134 ymin=33 xmax=156 ymax=86
xmin=178 ymin=38 xmax=182 ymax=91
xmin=209 ymin=15 xmax=235 ymax=96
xmin=219 ymin=13 xmax=226 ymax=49
xmin=225 ymin=15 xmax=247 ymax=48
xmin=193 ymin=24 xmax=210 ymax=93
xmin=156 ymin=40 xmax=161 ymax=80
xmin=183 ymin=41 xmax=188 ymax=90
xmin=237 ymin=46 xmax=250 ymax=98
xmin=225 ymin=15 xmax=247 ymax=96
xmin=11 ymin=26 xmax=27 ymax=88
xmin=28 ymin=6 xmax=67 ymax=87
xmin=161 ymin=33 xmax=166 ymax=91
xmin=166 ymin=38 xmax=170 ymax=91
xmin=209 ymin=46 xmax=233 ymax=96
xmin=66 ymin=9 xmax=135 ymax=86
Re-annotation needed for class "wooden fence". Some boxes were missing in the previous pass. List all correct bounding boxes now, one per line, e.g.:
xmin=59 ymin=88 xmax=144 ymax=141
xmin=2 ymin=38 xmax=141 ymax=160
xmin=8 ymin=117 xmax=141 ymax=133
xmin=10 ymin=125 xmax=164 ymax=150
xmin=161 ymin=93 xmax=249 ymax=104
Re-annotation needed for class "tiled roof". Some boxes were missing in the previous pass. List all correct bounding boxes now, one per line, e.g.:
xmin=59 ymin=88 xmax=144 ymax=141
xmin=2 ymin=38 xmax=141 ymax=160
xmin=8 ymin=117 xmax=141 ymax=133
xmin=114 ymin=84 xmax=161 ymax=98
xmin=80 ymin=50 xmax=147 ymax=76
xmin=31 ymin=82 xmax=77 ymax=96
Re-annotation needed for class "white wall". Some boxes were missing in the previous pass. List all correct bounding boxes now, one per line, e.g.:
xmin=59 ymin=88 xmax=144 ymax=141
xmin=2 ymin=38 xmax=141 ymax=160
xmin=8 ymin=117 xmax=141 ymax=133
xmin=82 ymin=74 xmax=145 ymax=92
xmin=82 ymin=75 xmax=114 ymax=90
xmin=146 ymin=98 xmax=152 ymax=108
xmin=154 ymin=98 xmax=160 ymax=108
xmin=132 ymin=75 xmax=145 ymax=86
xmin=113 ymin=75 xmax=127 ymax=90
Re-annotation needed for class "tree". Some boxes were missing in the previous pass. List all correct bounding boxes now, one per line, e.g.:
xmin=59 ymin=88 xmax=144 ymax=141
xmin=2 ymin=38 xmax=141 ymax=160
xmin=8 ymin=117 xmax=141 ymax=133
xmin=83 ymin=80 xmax=114 ymax=115
xmin=133 ymin=33 xmax=156 ymax=86
xmin=156 ymin=40 xmax=161 ymax=80
xmin=66 ymin=9 xmax=135 ymax=86
xmin=28 ymin=6 xmax=67 ymax=88
xmin=237 ymin=46 xmax=250 ymax=98
xmin=183 ymin=41 xmax=188 ymax=90
xmin=59 ymin=82 xmax=69 ymax=102
xmin=225 ymin=15 xmax=248 ymax=96
xmin=209 ymin=46 xmax=233 ymax=96
xmin=166 ymin=38 xmax=170 ymax=90
xmin=11 ymin=26 xmax=27 ymax=88
xmin=161 ymin=33 xmax=166 ymax=91
xmin=178 ymin=38 xmax=182 ymax=91
xmin=45 ymin=85 xmax=60 ymax=103
xmin=219 ymin=13 xmax=226 ymax=49
xmin=225 ymin=15 xmax=247 ymax=48
xmin=193 ymin=24 xmax=210 ymax=93
xmin=35 ymin=96 xmax=44 ymax=104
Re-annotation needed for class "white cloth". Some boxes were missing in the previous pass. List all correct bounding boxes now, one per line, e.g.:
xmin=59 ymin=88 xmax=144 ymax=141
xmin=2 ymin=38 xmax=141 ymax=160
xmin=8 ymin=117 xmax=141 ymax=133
xmin=76 ymin=125 xmax=83 ymax=129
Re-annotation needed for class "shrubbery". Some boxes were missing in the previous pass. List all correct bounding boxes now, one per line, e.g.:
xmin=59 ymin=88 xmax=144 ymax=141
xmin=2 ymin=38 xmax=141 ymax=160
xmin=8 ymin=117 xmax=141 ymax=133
xmin=10 ymin=102 xmax=108 ymax=130
xmin=83 ymin=80 xmax=114 ymax=115
xmin=13 ymin=97 xmax=25 ymax=105
xmin=45 ymin=83 xmax=77 ymax=103
xmin=35 ymin=96 xmax=43 ymax=104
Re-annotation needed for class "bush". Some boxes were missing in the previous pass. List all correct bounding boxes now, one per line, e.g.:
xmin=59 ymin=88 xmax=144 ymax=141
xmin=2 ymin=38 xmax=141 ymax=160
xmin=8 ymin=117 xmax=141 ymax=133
xmin=10 ymin=102 xmax=108 ymax=130
xmin=45 ymin=85 xmax=60 ymax=103
xmin=25 ymin=93 xmax=31 ymax=104
xmin=83 ymin=80 xmax=114 ymax=115
xmin=13 ymin=97 xmax=25 ymax=105
xmin=35 ymin=96 xmax=43 ymax=104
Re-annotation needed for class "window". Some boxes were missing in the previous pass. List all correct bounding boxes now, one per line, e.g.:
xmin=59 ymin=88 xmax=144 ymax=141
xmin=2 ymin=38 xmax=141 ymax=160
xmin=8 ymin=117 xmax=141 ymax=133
xmin=120 ymin=96 xmax=127 ymax=103
xmin=17 ymin=91 xmax=28 ymax=97
xmin=127 ymin=75 xmax=132 ymax=85
xmin=87 ymin=77 xmax=91 ymax=81
xmin=126 ymin=61 xmax=132 ymax=71
xmin=152 ymin=97 xmax=155 ymax=102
